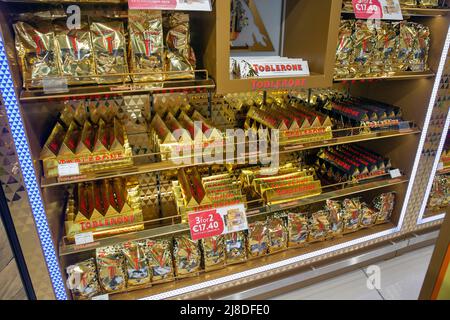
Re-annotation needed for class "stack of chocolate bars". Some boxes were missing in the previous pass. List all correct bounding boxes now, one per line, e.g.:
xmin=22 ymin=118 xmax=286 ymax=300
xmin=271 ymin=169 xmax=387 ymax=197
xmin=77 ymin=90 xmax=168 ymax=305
xmin=240 ymin=164 xmax=322 ymax=205
xmin=316 ymin=145 xmax=392 ymax=183
xmin=173 ymin=168 xmax=246 ymax=220
xmin=329 ymin=97 xmax=403 ymax=129
xmin=13 ymin=10 xmax=196 ymax=87
xmin=64 ymin=177 xmax=144 ymax=242
xmin=245 ymin=100 xmax=333 ymax=145
xmin=40 ymin=107 xmax=132 ymax=178
xmin=149 ymin=107 xmax=223 ymax=161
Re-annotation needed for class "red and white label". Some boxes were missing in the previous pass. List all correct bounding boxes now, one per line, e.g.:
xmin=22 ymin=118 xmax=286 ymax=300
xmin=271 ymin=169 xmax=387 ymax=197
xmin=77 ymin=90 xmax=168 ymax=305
xmin=128 ymin=0 xmax=211 ymax=11
xmin=188 ymin=204 xmax=247 ymax=241
xmin=352 ymin=0 xmax=403 ymax=20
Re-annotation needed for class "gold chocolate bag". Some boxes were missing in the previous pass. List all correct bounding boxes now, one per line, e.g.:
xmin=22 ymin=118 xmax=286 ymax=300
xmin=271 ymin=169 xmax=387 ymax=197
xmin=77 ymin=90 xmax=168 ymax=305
xmin=351 ymin=20 xmax=376 ymax=76
xmin=201 ymin=236 xmax=226 ymax=271
xmin=121 ymin=241 xmax=151 ymax=287
xmin=225 ymin=231 xmax=247 ymax=265
xmin=96 ymin=246 xmax=126 ymax=293
xmin=247 ymin=221 xmax=269 ymax=258
xmin=173 ymin=235 xmax=201 ymax=278
xmin=90 ymin=20 xmax=129 ymax=84
xmin=142 ymin=239 xmax=174 ymax=283
xmin=287 ymin=212 xmax=309 ymax=247
xmin=165 ymin=12 xmax=196 ymax=80
xmin=267 ymin=216 xmax=288 ymax=253
xmin=66 ymin=258 xmax=101 ymax=300
xmin=13 ymin=21 xmax=61 ymax=87
xmin=129 ymin=10 xmax=165 ymax=82
xmin=54 ymin=21 xmax=95 ymax=84
xmin=335 ymin=20 xmax=354 ymax=79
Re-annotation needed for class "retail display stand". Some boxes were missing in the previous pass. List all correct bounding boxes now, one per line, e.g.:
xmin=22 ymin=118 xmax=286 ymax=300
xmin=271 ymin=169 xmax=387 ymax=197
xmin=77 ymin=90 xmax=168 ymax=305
xmin=0 ymin=0 xmax=448 ymax=300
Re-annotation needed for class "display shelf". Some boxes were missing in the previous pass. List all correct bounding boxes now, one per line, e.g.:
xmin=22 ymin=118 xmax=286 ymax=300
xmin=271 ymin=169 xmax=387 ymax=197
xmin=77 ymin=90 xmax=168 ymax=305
xmin=39 ymin=126 xmax=420 ymax=188
xmin=202 ymin=0 xmax=343 ymax=94
xmin=58 ymin=175 xmax=408 ymax=256
xmin=109 ymin=222 xmax=395 ymax=300
xmin=334 ymin=71 xmax=436 ymax=83
xmin=341 ymin=7 xmax=450 ymax=17
xmin=20 ymin=77 xmax=215 ymax=102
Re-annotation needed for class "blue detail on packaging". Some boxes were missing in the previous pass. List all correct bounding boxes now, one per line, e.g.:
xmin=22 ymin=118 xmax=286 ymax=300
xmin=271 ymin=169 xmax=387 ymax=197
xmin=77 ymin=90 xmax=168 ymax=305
xmin=0 ymin=36 xmax=67 ymax=300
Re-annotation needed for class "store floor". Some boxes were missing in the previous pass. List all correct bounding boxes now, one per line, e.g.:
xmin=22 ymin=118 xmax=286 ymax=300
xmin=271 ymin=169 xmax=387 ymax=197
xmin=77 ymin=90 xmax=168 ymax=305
xmin=271 ymin=245 xmax=434 ymax=300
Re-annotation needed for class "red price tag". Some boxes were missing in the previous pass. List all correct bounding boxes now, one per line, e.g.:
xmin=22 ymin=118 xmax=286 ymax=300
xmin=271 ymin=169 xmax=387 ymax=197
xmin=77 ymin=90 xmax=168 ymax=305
xmin=352 ymin=0 xmax=382 ymax=19
xmin=188 ymin=209 xmax=225 ymax=241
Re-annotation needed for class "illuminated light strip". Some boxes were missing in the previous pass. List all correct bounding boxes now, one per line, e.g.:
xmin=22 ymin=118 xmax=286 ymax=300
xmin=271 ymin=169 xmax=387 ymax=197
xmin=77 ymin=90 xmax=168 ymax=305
xmin=417 ymin=106 xmax=450 ymax=225
xmin=141 ymin=228 xmax=397 ymax=300
xmin=397 ymin=25 xmax=450 ymax=231
xmin=419 ymin=213 xmax=446 ymax=225
xmin=0 ymin=37 xmax=67 ymax=299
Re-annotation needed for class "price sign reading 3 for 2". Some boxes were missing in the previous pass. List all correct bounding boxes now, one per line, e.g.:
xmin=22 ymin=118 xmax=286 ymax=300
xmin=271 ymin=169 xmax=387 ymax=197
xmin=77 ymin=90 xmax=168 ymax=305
xmin=352 ymin=0 xmax=403 ymax=20
xmin=188 ymin=204 xmax=248 ymax=241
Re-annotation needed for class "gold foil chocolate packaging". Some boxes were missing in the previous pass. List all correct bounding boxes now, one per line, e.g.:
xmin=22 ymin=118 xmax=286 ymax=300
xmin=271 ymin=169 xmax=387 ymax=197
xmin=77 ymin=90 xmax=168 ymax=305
xmin=287 ymin=212 xmax=309 ymax=247
xmin=14 ymin=21 xmax=60 ymax=87
xmin=173 ymin=235 xmax=201 ymax=278
xmin=142 ymin=239 xmax=174 ymax=283
xmin=90 ymin=20 xmax=129 ymax=84
xmin=54 ymin=22 xmax=95 ymax=84
xmin=165 ymin=12 xmax=196 ymax=80
xmin=267 ymin=216 xmax=288 ymax=253
xmin=225 ymin=232 xmax=247 ymax=264
xmin=342 ymin=198 xmax=362 ymax=232
xmin=129 ymin=10 xmax=165 ymax=82
xmin=96 ymin=246 xmax=126 ymax=293
xmin=201 ymin=236 xmax=226 ymax=271
xmin=351 ymin=20 xmax=376 ymax=76
xmin=121 ymin=242 xmax=151 ymax=287
xmin=247 ymin=221 xmax=269 ymax=258
xmin=66 ymin=258 xmax=101 ymax=299
xmin=374 ymin=192 xmax=396 ymax=223
xmin=335 ymin=20 xmax=354 ymax=78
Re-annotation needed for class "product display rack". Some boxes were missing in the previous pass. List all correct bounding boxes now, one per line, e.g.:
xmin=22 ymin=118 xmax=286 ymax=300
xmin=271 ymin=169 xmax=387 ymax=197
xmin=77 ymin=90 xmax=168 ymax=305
xmin=0 ymin=0 xmax=448 ymax=300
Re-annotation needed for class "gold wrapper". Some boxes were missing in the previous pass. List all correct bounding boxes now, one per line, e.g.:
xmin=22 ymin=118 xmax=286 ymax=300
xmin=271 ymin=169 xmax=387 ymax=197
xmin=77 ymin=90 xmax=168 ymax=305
xmin=13 ymin=21 xmax=60 ymax=88
xmin=225 ymin=232 xmax=247 ymax=265
xmin=173 ymin=235 xmax=201 ymax=278
xmin=410 ymin=24 xmax=430 ymax=72
xmin=121 ymin=241 xmax=151 ymax=287
xmin=360 ymin=203 xmax=379 ymax=227
xmin=335 ymin=20 xmax=354 ymax=78
xmin=400 ymin=0 xmax=417 ymax=7
xmin=247 ymin=221 xmax=269 ymax=258
xmin=351 ymin=20 xmax=376 ymax=76
xmin=54 ymin=22 xmax=95 ymax=84
xmin=397 ymin=22 xmax=417 ymax=71
xmin=165 ymin=12 xmax=195 ymax=80
xmin=90 ymin=20 xmax=129 ymax=84
xmin=418 ymin=0 xmax=439 ymax=7
xmin=66 ymin=258 xmax=101 ymax=300
xmin=374 ymin=22 xmax=399 ymax=76
xmin=201 ymin=236 xmax=226 ymax=272
xmin=129 ymin=10 xmax=164 ymax=82
xmin=342 ymin=198 xmax=362 ymax=232
xmin=326 ymin=200 xmax=344 ymax=237
xmin=142 ymin=239 xmax=174 ymax=283
xmin=41 ymin=122 xmax=66 ymax=158
xmin=374 ymin=192 xmax=396 ymax=223
xmin=309 ymin=211 xmax=330 ymax=242
xmin=287 ymin=212 xmax=309 ymax=247
xmin=267 ymin=216 xmax=287 ymax=253
xmin=96 ymin=246 xmax=126 ymax=293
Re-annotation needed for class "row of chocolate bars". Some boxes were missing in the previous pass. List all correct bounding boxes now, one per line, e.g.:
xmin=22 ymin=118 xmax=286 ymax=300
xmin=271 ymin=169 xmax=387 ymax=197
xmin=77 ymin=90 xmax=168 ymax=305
xmin=40 ymin=92 xmax=402 ymax=179
xmin=14 ymin=10 xmax=196 ymax=87
xmin=335 ymin=19 xmax=430 ymax=78
xmin=66 ymin=192 xmax=395 ymax=300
